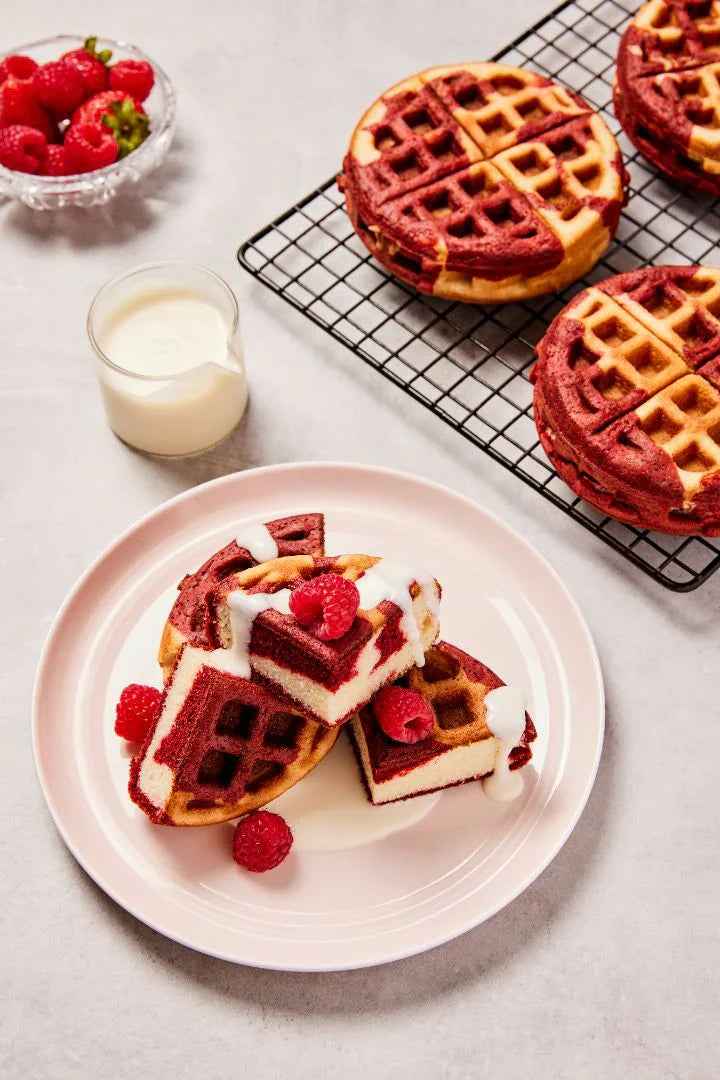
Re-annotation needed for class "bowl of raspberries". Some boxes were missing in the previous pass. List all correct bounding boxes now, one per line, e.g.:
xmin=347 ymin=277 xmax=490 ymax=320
xmin=0 ymin=34 xmax=175 ymax=209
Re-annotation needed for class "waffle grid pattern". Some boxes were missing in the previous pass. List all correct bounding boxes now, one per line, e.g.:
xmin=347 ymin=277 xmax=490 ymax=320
xmin=238 ymin=0 xmax=720 ymax=591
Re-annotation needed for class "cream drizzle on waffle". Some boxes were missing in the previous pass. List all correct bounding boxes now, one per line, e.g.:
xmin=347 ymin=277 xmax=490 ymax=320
xmin=224 ymin=589 xmax=292 ymax=677
xmin=482 ymin=685 xmax=527 ymax=801
xmin=355 ymin=559 xmax=439 ymax=666
xmin=234 ymin=523 xmax=279 ymax=564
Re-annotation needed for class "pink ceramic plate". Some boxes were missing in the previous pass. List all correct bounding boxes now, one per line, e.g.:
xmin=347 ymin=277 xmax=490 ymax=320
xmin=33 ymin=463 xmax=604 ymax=970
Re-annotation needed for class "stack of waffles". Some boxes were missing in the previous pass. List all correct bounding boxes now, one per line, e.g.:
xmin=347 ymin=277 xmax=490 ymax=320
xmin=532 ymin=264 xmax=720 ymax=534
xmin=340 ymin=63 xmax=627 ymax=302
xmin=615 ymin=0 xmax=720 ymax=192
xmin=129 ymin=514 xmax=536 ymax=825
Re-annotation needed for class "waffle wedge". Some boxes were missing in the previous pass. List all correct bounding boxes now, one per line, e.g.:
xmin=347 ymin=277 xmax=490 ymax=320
xmin=350 ymin=641 xmax=536 ymax=805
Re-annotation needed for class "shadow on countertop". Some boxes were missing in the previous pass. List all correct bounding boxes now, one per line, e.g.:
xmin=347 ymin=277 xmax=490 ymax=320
xmin=0 ymin=132 xmax=192 ymax=246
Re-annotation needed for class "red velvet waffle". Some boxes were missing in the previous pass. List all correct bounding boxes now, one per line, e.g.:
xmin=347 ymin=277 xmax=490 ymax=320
xmin=163 ymin=513 xmax=325 ymax=663
xmin=159 ymin=553 xmax=441 ymax=729
xmin=130 ymin=645 xmax=338 ymax=825
xmin=340 ymin=63 xmax=627 ymax=302
xmin=532 ymin=265 xmax=720 ymax=534
xmin=350 ymin=641 xmax=536 ymax=805
xmin=615 ymin=1 xmax=720 ymax=192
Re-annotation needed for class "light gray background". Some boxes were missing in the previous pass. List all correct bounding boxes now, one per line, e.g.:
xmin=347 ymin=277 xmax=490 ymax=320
xmin=2 ymin=1 xmax=718 ymax=1078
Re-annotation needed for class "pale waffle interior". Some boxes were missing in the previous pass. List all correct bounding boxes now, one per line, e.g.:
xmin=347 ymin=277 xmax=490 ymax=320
xmin=539 ymin=267 xmax=720 ymax=500
xmin=344 ymin=62 xmax=625 ymax=298
xmin=405 ymin=645 xmax=493 ymax=746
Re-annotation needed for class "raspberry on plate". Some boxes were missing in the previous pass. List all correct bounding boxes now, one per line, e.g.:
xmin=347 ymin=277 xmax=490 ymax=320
xmin=232 ymin=811 xmax=294 ymax=873
xmin=289 ymin=572 xmax=360 ymax=640
xmin=0 ymin=76 xmax=57 ymax=143
xmin=64 ymin=121 xmax=119 ymax=172
xmin=372 ymin=685 xmax=435 ymax=744
xmin=109 ymin=59 xmax=154 ymax=102
xmin=0 ymin=125 xmax=47 ymax=174
xmin=115 ymin=683 xmax=162 ymax=744
xmin=31 ymin=60 xmax=86 ymax=118
xmin=0 ymin=55 xmax=38 ymax=84
xmin=60 ymin=36 xmax=112 ymax=97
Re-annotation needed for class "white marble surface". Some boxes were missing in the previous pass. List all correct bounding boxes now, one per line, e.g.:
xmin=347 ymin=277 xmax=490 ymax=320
xmin=2 ymin=1 xmax=719 ymax=1077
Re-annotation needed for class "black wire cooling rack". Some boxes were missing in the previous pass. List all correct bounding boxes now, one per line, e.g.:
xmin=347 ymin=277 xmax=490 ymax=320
xmin=238 ymin=0 xmax=720 ymax=592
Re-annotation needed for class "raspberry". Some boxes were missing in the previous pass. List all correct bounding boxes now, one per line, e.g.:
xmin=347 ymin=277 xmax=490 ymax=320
xmin=64 ymin=121 xmax=119 ymax=173
xmin=41 ymin=144 xmax=68 ymax=176
xmin=0 ymin=55 xmax=38 ymax=84
xmin=289 ymin=573 xmax=360 ymax=640
xmin=373 ymin=686 xmax=435 ymax=743
xmin=109 ymin=59 xmax=154 ymax=102
xmin=31 ymin=60 xmax=86 ymax=118
xmin=115 ymin=683 xmax=162 ymax=743
xmin=0 ymin=76 xmax=57 ymax=143
xmin=232 ymin=811 xmax=293 ymax=872
xmin=0 ymin=125 xmax=47 ymax=173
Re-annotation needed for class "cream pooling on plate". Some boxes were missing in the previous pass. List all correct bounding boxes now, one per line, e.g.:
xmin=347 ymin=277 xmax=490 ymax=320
xmin=482 ymin=684 xmax=527 ymax=802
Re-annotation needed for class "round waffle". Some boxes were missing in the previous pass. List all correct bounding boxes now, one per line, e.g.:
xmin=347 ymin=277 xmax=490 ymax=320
xmin=340 ymin=63 xmax=627 ymax=302
xmin=615 ymin=1 xmax=720 ymax=193
xmin=532 ymin=264 xmax=720 ymax=534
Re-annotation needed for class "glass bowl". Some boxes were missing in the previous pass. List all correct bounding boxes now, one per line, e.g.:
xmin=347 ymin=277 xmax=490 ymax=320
xmin=0 ymin=34 xmax=176 ymax=210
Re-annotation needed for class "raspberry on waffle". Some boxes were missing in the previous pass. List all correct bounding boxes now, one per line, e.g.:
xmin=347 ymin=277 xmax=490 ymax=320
xmin=350 ymin=641 xmax=536 ymax=805
xmin=159 ymin=553 xmax=441 ymax=728
xmin=533 ymin=265 xmax=720 ymax=534
xmin=162 ymin=513 xmax=325 ymax=664
xmin=615 ymin=1 xmax=720 ymax=192
xmin=130 ymin=645 xmax=338 ymax=826
xmin=341 ymin=63 xmax=627 ymax=302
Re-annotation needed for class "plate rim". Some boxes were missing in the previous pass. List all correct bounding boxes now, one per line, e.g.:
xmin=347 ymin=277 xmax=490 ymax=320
xmin=32 ymin=461 xmax=605 ymax=970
